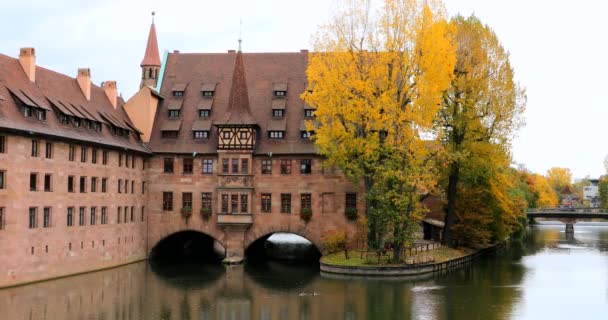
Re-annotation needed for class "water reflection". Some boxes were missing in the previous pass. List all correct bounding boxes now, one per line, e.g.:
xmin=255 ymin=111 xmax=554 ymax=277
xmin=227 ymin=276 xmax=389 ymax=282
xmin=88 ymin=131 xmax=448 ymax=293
xmin=1 ymin=225 xmax=607 ymax=320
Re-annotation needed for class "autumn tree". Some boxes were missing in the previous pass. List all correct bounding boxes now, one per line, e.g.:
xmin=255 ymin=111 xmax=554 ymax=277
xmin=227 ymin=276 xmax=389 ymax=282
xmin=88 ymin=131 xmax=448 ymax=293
xmin=546 ymin=167 xmax=573 ymax=200
xmin=303 ymin=0 xmax=455 ymax=259
xmin=436 ymin=15 xmax=526 ymax=245
xmin=532 ymin=174 xmax=559 ymax=208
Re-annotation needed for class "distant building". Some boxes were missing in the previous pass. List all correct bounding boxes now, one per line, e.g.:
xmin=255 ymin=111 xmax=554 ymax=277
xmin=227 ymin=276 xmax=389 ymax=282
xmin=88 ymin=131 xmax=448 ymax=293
xmin=583 ymin=179 xmax=600 ymax=207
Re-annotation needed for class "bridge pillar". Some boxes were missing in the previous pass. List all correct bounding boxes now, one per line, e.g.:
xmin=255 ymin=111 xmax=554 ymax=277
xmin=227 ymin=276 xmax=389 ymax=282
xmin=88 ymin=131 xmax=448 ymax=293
xmin=222 ymin=226 xmax=248 ymax=264
xmin=565 ymin=223 xmax=574 ymax=233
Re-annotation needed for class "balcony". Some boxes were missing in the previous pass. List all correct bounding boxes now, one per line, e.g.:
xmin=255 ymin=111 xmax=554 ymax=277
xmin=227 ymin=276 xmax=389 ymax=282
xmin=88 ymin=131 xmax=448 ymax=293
xmin=217 ymin=213 xmax=253 ymax=227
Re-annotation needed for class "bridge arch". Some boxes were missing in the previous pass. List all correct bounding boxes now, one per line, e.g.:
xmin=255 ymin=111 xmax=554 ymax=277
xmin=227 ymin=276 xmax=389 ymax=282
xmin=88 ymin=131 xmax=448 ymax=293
xmin=245 ymin=227 xmax=323 ymax=253
xmin=149 ymin=229 xmax=226 ymax=261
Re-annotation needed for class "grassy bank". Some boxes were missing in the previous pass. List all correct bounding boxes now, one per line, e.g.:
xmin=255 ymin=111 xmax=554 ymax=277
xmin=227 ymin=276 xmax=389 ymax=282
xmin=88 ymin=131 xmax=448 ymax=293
xmin=321 ymin=246 xmax=475 ymax=267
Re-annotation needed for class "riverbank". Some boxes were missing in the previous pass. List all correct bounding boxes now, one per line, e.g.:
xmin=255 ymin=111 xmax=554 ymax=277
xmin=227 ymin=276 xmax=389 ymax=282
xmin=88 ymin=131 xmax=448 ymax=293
xmin=320 ymin=243 xmax=494 ymax=277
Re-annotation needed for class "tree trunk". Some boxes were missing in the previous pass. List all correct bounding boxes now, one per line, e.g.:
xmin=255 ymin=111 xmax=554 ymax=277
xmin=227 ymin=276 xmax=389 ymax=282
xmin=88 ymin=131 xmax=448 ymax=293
xmin=393 ymin=242 xmax=403 ymax=264
xmin=364 ymin=176 xmax=378 ymax=249
xmin=443 ymin=162 xmax=459 ymax=247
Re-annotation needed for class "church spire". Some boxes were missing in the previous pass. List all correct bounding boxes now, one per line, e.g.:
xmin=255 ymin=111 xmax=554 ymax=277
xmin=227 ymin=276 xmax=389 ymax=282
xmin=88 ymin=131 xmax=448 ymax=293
xmin=140 ymin=12 xmax=161 ymax=88
xmin=220 ymin=45 xmax=257 ymax=126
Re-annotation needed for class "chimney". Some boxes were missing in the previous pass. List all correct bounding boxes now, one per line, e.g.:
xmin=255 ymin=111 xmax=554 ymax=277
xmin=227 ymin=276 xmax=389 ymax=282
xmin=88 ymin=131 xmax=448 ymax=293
xmin=102 ymin=81 xmax=117 ymax=109
xmin=19 ymin=47 xmax=36 ymax=82
xmin=300 ymin=49 xmax=309 ymax=53
xmin=76 ymin=68 xmax=91 ymax=101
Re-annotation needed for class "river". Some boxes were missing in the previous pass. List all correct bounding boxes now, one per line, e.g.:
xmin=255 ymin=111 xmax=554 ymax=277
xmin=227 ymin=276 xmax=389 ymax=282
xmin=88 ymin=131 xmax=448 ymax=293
xmin=1 ymin=223 xmax=607 ymax=320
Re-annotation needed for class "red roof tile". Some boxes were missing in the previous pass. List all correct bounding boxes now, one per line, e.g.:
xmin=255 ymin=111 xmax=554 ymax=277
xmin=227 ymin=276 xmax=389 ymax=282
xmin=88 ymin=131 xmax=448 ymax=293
xmin=140 ymin=22 xmax=161 ymax=67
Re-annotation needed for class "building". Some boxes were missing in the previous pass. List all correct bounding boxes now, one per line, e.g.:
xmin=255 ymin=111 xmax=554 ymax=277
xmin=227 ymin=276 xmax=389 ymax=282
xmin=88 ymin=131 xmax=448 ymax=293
xmin=0 ymin=19 xmax=360 ymax=287
xmin=583 ymin=179 xmax=600 ymax=207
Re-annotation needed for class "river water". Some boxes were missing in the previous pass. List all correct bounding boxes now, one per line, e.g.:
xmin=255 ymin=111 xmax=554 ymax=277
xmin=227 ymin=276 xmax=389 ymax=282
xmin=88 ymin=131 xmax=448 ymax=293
xmin=1 ymin=223 xmax=607 ymax=320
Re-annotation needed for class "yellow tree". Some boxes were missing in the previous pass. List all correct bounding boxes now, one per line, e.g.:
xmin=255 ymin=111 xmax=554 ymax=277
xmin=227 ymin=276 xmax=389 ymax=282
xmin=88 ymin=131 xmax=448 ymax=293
xmin=435 ymin=15 xmax=526 ymax=245
xmin=533 ymin=174 xmax=559 ymax=208
xmin=546 ymin=167 xmax=572 ymax=199
xmin=303 ymin=0 xmax=455 ymax=257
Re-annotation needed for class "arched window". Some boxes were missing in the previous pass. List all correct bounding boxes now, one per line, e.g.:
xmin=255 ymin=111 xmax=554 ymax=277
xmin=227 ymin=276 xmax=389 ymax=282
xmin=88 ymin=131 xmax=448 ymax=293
xmin=155 ymin=69 xmax=159 ymax=79
xmin=148 ymin=68 xmax=153 ymax=79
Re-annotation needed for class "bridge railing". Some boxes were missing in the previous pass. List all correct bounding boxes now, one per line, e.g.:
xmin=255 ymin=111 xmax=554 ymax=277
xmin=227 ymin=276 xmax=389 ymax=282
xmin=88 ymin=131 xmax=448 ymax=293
xmin=527 ymin=208 xmax=608 ymax=214
xmin=353 ymin=242 xmax=442 ymax=265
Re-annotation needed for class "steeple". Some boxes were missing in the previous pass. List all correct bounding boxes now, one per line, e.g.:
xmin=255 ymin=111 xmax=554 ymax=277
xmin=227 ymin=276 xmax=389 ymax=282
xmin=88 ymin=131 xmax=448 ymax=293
xmin=220 ymin=46 xmax=257 ymax=126
xmin=140 ymin=12 xmax=161 ymax=88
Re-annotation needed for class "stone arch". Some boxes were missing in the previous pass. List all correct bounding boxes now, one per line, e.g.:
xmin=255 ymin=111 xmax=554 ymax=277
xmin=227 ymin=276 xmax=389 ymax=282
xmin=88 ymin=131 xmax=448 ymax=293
xmin=149 ymin=229 xmax=226 ymax=260
xmin=244 ymin=226 xmax=323 ymax=253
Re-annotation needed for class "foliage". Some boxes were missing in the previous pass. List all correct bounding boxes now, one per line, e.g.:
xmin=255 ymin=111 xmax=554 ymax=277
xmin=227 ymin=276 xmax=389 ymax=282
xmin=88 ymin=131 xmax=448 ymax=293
xmin=322 ymin=230 xmax=349 ymax=258
xmin=303 ymin=0 xmax=456 ymax=252
xmin=300 ymin=208 xmax=313 ymax=222
xmin=435 ymin=15 xmax=526 ymax=246
xmin=345 ymin=207 xmax=358 ymax=221
xmin=200 ymin=207 xmax=212 ymax=220
xmin=533 ymin=174 xmax=559 ymax=208
xmin=546 ymin=167 xmax=573 ymax=198
xmin=180 ymin=206 xmax=192 ymax=217
xmin=599 ymin=177 xmax=608 ymax=209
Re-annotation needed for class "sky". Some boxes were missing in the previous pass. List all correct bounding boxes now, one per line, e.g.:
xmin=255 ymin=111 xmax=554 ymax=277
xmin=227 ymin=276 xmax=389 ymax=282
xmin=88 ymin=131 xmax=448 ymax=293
xmin=1 ymin=0 xmax=607 ymax=179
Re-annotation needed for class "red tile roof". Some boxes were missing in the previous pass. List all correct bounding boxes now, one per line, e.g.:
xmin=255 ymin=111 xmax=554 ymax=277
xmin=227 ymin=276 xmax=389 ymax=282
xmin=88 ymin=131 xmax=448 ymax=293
xmin=0 ymin=53 xmax=150 ymax=154
xmin=148 ymin=51 xmax=317 ymax=155
xmin=140 ymin=22 xmax=161 ymax=67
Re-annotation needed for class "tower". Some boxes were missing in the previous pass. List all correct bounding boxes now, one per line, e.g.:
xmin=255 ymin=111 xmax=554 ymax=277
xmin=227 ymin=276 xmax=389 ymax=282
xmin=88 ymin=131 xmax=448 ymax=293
xmin=140 ymin=12 xmax=161 ymax=89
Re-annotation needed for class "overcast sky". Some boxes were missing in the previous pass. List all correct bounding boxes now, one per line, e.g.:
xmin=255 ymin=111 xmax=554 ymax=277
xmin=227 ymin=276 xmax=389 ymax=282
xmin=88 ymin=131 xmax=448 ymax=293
xmin=1 ymin=0 xmax=606 ymax=179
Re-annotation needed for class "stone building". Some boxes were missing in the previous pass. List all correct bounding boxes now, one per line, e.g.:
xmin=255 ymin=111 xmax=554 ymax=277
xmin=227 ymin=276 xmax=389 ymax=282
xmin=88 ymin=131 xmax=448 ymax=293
xmin=0 ymin=20 xmax=359 ymax=287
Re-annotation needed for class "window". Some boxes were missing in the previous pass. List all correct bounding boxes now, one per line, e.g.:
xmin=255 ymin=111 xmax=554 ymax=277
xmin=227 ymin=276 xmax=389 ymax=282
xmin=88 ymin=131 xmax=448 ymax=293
xmin=80 ymin=146 xmax=87 ymax=162
xmin=125 ymin=179 xmax=129 ymax=193
xmin=301 ymin=193 xmax=312 ymax=211
xmin=164 ymin=158 xmax=174 ymax=173
xmin=141 ymin=207 xmax=145 ymax=222
xmin=262 ymin=159 xmax=272 ymax=174
xmin=130 ymin=207 xmax=134 ymax=222
xmin=222 ymin=131 xmax=231 ymax=139
xmin=183 ymin=158 xmax=193 ymax=174
xmin=142 ymin=181 xmax=145 ymax=194
xmin=202 ymin=159 xmax=213 ymax=174
xmin=30 ymin=173 xmax=38 ymax=191
xmin=182 ymin=192 xmax=193 ymax=209
xmin=301 ymin=131 xmax=312 ymax=139
xmin=281 ymin=194 xmax=291 ymax=213
xmin=0 ymin=135 xmax=5 ymax=153
xmin=28 ymin=207 xmax=37 ymax=228
xmin=272 ymin=109 xmax=284 ymax=117
xmin=44 ymin=174 xmax=52 ymax=192
xmin=68 ymin=176 xmax=74 ymax=193
xmin=172 ymin=91 xmax=184 ymax=97
xmin=37 ymin=109 xmax=46 ymax=121
xmin=304 ymin=109 xmax=315 ymax=118
xmin=202 ymin=193 xmax=212 ymax=212
xmin=0 ymin=207 xmax=4 ymax=230
xmin=202 ymin=91 xmax=214 ymax=97
xmin=124 ymin=206 xmax=128 ymax=223
xmin=193 ymin=131 xmax=209 ymax=139
xmin=118 ymin=153 xmax=123 ymax=167
xmin=79 ymin=207 xmax=85 ymax=226
xmin=221 ymin=194 xmax=229 ymax=213
xmin=91 ymin=177 xmax=97 ymax=192
xmin=346 ymin=193 xmax=357 ymax=211
xmin=117 ymin=207 xmax=121 ymax=223
xmin=101 ymin=178 xmax=107 ymax=193
xmin=91 ymin=148 xmax=97 ymax=164
xmin=131 ymin=181 xmax=134 ymax=194
xmin=230 ymin=158 xmax=239 ymax=174
xmin=199 ymin=109 xmax=210 ymax=118
xmin=101 ymin=207 xmax=107 ymax=224
xmin=68 ymin=144 xmax=75 ymax=161
xmin=274 ymin=90 xmax=286 ymax=97
xmin=0 ymin=171 xmax=4 ymax=189
xmin=268 ymin=131 xmax=284 ymax=139
xmin=161 ymin=131 xmax=179 ymax=138
xmin=261 ymin=194 xmax=272 ymax=213
xmin=131 ymin=156 xmax=135 ymax=168
xmin=31 ymin=140 xmax=38 ymax=157
xmin=102 ymin=150 xmax=108 ymax=165
xmin=45 ymin=142 xmax=52 ymax=159
xmin=238 ymin=194 xmax=247 ymax=213
xmin=241 ymin=159 xmax=249 ymax=174
xmin=231 ymin=194 xmax=238 ymax=213
xmin=280 ymin=159 xmax=292 ymax=174
xmin=23 ymin=106 xmax=33 ymax=117
xmin=73 ymin=118 xmax=81 ymax=128
xmin=300 ymin=159 xmax=312 ymax=174
xmin=240 ymin=131 xmax=249 ymax=139
xmin=67 ymin=207 xmax=74 ymax=227
xmin=90 ymin=207 xmax=96 ymax=225
xmin=222 ymin=159 xmax=229 ymax=173
xmin=80 ymin=176 xmax=86 ymax=193
xmin=169 ymin=110 xmax=180 ymax=118
xmin=118 ymin=179 xmax=122 ymax=193
xmin=163 ymin=192 xmax=173 ymax=211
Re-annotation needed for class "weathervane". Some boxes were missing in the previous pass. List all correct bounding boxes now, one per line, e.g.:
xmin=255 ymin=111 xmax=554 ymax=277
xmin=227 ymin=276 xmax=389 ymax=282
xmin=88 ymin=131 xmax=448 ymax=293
xmin=238 ymin=19 xmax=243 ymax=52
xmin=151 ymin=11 xmax=155 ymax=23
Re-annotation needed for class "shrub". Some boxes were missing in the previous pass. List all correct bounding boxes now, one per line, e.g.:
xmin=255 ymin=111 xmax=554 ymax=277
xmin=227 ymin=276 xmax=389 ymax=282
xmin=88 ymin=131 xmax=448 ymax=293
xmin=322 ymin=230 xmax=349 ymax=258
xmin=200 ymin=207 xmax=212 ymax=220
xmin=180 ymin=206 xmax=192 ymax=218
xmin=345 ymin=207 xmax=358 ymax=221
xmin=300 ymin=208 xmax=313 ymax=222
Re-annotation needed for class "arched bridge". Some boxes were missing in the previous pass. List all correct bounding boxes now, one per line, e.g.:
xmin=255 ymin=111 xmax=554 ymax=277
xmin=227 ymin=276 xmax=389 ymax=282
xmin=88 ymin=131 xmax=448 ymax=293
xmin=527 ymin=208 xmax=608 ymax=232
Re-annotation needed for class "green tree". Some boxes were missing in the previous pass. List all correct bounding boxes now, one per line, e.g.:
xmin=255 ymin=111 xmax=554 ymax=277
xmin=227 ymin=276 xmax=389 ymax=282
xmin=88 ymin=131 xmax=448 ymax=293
xmin=436 ymin=15 xmax=526 ymax=246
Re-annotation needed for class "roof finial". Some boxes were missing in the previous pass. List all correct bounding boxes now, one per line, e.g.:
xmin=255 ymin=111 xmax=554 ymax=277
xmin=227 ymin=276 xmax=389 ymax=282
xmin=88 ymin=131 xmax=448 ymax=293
xmin=238 ymin=19 xmax=242 ymax=52
xmin=151 ymin=11 xmax=155 ymax=24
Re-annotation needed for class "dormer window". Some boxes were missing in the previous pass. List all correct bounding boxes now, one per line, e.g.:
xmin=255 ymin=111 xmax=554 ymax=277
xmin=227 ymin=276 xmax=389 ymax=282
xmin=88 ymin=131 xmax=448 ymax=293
xmin=199 ymin=109 xmax=210 ymax=118
xmin=273 ymin=83 xmax=287 ymax=98
xmin=169 ymin=110 xmax=180 ymax=119
xmin=60 ymin=114 xmax=69 ymax=125
xmin=274 ymin=91 xmax=286 ymax=97
xmin=201 ymin=83 xmax=216 ymax=98
xmin=193 ymin=131 xmax=209 ymax=139
xmin=301 ymin=131 xmax=312 ymax=139
xmin=273 ymin=109 xmax=284 ymax=118
xmin=73 ymin=118 xmax=81 ymax=128
xmin=36 ymin=109 xmax=46 ymax=121
xmin=268 ymin=131 xmax=285 ymax=139
xmin=172 ymin=91 xmax=184 ymax=97
xmin=162 ymin=131 xmax=179 ymax=138
xmin=23 ymin=106 xmax=33 ymax=118
xmin=171 ymin=83 xmax=187 ymax=97
xmin=202 ymin=91 xmax=214 ymax=97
